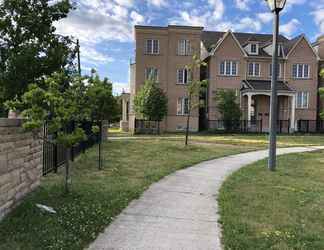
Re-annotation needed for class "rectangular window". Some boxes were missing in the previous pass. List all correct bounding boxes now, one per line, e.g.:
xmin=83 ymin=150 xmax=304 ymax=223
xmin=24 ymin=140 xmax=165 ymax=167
xmin=145 ymin=67 xmax=159 ymax=82
xmin=293 ymin=64 xmax=310 ymax=79
xmin=296 ymin=92 xmax=309 ymax=109
xmin=269 ymin=63 xmax=281 ymax=77
xmin=145 ymin=39 xmax=159 ymax=54
xmin=177 ymin=68 xmax=191 ymax=84
xmin=220 ymin=60 xmax=238 ymax=76
xmin=178 ymin=39 xmax=192 ymax=56
xmin=250 ymin=44 xmax=258 ymax=55
xmin=248 ymin=62 xmax=260 ymax=77
xmin=177 ymin=97 xmax=189 ymax=115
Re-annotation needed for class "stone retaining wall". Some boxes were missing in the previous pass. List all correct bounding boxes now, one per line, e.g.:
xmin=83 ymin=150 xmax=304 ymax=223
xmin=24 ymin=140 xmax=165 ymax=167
xmin=0 ymin=119 xmax=42 ymax=220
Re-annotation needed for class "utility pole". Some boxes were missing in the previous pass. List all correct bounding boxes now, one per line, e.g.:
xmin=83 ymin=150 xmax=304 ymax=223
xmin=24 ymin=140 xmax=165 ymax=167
xmin=76 ymin=39 xmax=81 ymax=76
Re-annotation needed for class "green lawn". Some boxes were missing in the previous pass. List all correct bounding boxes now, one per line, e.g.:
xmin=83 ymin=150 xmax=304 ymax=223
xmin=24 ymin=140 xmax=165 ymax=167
xmin=0 ymin=139 xmax=259 ymax=250
xmin=219 ymin=150 xmax=324 ymax=250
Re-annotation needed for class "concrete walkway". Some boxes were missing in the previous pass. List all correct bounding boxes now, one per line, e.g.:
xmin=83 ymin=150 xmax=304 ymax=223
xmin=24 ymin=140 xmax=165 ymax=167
xmin=88 ymin=146 xmax=324 ymax=250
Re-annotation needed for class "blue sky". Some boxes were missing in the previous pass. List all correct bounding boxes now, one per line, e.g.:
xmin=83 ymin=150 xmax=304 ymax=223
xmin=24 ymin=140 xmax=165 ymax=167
xmin=55 ymin=0 xmax=324 ymax=94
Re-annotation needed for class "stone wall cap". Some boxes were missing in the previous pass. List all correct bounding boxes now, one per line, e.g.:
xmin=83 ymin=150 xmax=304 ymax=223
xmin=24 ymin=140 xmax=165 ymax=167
xmin=0 ymin=118 xmax=23 ymax=127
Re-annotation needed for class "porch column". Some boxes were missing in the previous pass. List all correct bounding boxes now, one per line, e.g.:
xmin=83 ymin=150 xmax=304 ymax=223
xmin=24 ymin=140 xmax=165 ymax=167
xmin=247 ymin=94 xmax=252 ymax=122
xmin=290 ymin=94 xmax=296 ymax=132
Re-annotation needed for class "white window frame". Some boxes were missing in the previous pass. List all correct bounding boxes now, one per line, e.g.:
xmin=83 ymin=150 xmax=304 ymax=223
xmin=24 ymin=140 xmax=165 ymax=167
xmin=177 ymin=97 xmax=189 ymax=115
xmin=269 ymin=63 xmax=282 ymax=78
xmin=145 ymin=39 xmax=159 ymax=55
xmin=250 ymin=43 xmax=259 ymax=55
xmin=292 ymin=64 xmax=310 ymax=79
xmin=178 ymin=39 xmax=192 ymax=56
xmin=248 ymin=62 xmax=261 ymax=77
xmin=278 ymin=44 xmax=283 ymax=56
xmin=220 ymin=60 xmax=238 ymax=76
xmin=177 ymin=68 xmax=191 ymax=84
xmin=296 ymin=92 xmax=309 ymax=109
xmin=145 ymin=67 xmax=159 ymax=82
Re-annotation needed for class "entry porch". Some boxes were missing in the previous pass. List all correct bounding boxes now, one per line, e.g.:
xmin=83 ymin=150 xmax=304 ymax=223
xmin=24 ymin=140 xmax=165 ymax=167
xmin=241 ymin=80 xmax=296 ymax=133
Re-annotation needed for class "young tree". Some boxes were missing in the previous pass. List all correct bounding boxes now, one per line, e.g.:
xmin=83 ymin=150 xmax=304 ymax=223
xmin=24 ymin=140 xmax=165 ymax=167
xmin=134 ymin=78 xmax=168 ymax=133
xmin=6 ymin=72 xmax=90 ymax=193
xmin=0 ymin=0 xmax=76 ymax=114
xmin=86 ymin=70 xmax=118 ymax=169
xmin=184 ymin=55 xmax=208 ymax=145
xmin=215 ymin=89 xmax=241 ymax=131
xmin=320 ymin=68 xmax=324 ymax=119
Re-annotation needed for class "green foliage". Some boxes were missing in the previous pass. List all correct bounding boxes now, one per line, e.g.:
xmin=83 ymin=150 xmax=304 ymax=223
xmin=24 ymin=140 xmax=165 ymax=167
xmin=215 ymin=89 xmax=241 ymax=120
xmin=86 ymin=71 xmax=118 ymax=122
xmin=320 ymin=68 xmax=324 ymax=79
xmin=6 ymin=72 xmax=90 ymax=147
xmin=134 ymin=79 xmax=168 ymax=121
xmin=0 ymin=0 xmax=76 ymax=109
xmin=319 ymin=87 xmax=324 ymax=119
xmin=215 ymin=89 xmax=241 ymax=130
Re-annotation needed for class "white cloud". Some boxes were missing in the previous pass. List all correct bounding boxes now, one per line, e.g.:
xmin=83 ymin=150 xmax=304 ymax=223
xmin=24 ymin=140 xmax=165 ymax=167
xmin=113 ymin=82 xmax=129 ymax=95
xmin=175 ymin=11 xmax=208 ymax=27
xmin=82 ymin=47 xmax=115 ymax=64
xmin=114 ymin=0 xmax=134 ymax=7
xmin=312 ymin=9 xmax=324 ymax=34
xmin=208 ymin=0 xmax=225 ymax=20
xmin=283 ymin=0 xmax=306 ymax=12
xmin=234 ymin=17 xmax=262 ymax=32
xmin=257 ymin=12 xmax=273 ymax=24
xmin=130 ymin=11 xmax=144 ymax=24
xmin=147 ymin=0 xmax=168 ymax=7
xmin=280 ymin=19 xmax=301 ymax=38
xmin=235 ymin=0 xmax=251 ymax=11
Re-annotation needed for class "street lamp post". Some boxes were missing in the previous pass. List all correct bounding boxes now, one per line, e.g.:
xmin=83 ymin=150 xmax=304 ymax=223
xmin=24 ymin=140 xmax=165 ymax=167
xmin=265 ymin=0 xmax=287 ymax=171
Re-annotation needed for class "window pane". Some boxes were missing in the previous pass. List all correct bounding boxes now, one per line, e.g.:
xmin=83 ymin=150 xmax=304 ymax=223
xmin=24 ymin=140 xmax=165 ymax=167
xmin=255 ymin=63 xmax=260 ymax=76
xmin=248 ymin=63 xmax=254 ymax=76
xmin=178 ymin=40 xmax=185 ymax=55
xmin=298 ymin=64 xmax=303 ymax=78
xmin=297 ymin=92 xmax=302 ymax=108
xmin=184 ymin=98 xmax=189 ymax=114
xmin=185 ymin=40 xmax=191 ymax=55
xmin=220 ymin=62 xmax=225 ymax=75
xmin=177 ymin=98 xmax=182 ymax=115
xmin=232 ymin=62 xmax=237 ymax=75
xmin=177 ymin=69 xmax=183 ymax=83
xmin=303 ymin=64 xmax=309 ymax=78
xmin=153 ymin=40 xmax=159 ymax=54
xmin=226 ymin=61 xmax=231 ymax=75
xmin=251 ymin=44 xmax=257 ymax=53
xmin=292 ymin=64 xmax=297 ymax=78
xmin=146 ymin=40 xmax=152 ymax=54
xmin=303 ymin=92 xmax=308 ymax=108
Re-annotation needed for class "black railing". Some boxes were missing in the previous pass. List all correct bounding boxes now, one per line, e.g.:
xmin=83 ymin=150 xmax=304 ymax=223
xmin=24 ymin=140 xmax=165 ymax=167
xmin=297 ymin=120 xmax=324 ymax=133
xmin=43 ymin=121 xmax=101 ymax=176
xmin=135 ymin=119 xmax=160 ymax=134
xmin=207 ymin=120 xmax=291 ymax=134
xmin=207 ymin=120 xmax=263 ymax=133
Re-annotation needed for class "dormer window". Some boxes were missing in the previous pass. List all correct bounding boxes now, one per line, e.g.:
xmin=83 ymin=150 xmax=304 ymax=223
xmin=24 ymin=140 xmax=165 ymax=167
xmin=250 ymin=43 xmax=259 ymax=55
xmin=278 ymin=44 xmax=283 ymax=56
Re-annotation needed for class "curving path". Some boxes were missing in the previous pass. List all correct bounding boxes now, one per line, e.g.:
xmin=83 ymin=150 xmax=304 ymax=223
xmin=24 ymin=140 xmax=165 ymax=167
xmin=88 ymin=146 xmax=324 ymax=250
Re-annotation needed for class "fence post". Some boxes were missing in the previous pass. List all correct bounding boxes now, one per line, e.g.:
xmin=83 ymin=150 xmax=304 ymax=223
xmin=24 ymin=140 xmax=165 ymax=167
xmin=260 ymin=119 xmax=263 ymax=133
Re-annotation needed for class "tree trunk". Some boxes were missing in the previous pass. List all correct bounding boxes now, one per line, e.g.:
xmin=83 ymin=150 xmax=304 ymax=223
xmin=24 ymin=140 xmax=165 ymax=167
xmin=185 ymin=111 xmax=191 ymax=146
xmin=65 ymin=147 xmax=71 ymax=193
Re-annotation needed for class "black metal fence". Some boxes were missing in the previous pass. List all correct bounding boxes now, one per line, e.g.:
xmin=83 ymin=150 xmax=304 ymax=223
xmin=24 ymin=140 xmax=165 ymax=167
xmin=135 ymin=119 xmax=160 ymax=134
xmin=43 ymin=121 xmax=101 ymax=176
xmin=297 ymin=120 xmax=324 ymax=133
xmin=207 ymin=120 xmax=291 ymax=134
xmin=207 ymin=120 xmax=263 ymax=133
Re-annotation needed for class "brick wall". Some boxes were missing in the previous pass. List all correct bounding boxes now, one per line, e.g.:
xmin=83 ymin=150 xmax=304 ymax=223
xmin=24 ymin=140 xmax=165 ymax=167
xmin=0 ymin=119 xmax=42 ymax=220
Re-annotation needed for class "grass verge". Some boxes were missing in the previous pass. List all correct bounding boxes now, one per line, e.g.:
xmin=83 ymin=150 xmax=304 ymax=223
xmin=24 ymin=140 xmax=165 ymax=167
xmin=0 ymin=139 xmax=259 ymax=250
xmin=219 ymin=150 xmax=324 ymax=250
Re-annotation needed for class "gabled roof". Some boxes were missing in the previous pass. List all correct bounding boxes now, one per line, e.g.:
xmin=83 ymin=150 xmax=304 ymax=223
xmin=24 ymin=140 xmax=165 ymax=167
xmin=209 ymin=30 xmax=248 ymax=57
xmin=286 ymin=34 xmax=320 ymax=60
xmin=202 ymin=30 xmax=289 ymax=56
xmin=241 ymin=80 xmax=293 ymax=92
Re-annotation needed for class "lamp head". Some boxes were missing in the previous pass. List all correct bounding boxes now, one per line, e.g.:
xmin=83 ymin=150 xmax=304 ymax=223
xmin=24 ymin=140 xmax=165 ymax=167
xmin=265 ymin=0 xmax=287 ymax=12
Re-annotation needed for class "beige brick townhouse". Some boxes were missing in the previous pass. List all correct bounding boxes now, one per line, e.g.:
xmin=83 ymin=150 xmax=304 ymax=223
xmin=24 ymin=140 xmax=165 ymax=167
xmin=120 ymin=25 xmax=324 ymax=133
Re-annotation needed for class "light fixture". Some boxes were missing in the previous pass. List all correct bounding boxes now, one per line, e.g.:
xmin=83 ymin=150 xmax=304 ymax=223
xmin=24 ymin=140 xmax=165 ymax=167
xmin=265 ymin=0 xmax=287 ymax=12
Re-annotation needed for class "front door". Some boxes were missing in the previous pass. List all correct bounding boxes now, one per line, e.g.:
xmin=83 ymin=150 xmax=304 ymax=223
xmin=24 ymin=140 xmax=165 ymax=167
xmin=255 ymin=95 xmax=270 ymax=132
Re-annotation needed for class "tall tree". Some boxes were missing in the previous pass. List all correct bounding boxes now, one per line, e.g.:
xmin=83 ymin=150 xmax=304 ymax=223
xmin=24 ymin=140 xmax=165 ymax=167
xmin=0 ymin=0 xmax=76 ymax=114
xmin=215 ymin=89 xmax=241 ymax=131
xmin=86 ymin=70 xmax=118 ymax=169
xmin=184 ymin=55 xmax=208 ymax=145
xmin=134 ymin=78 xmax=168 ymax=132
